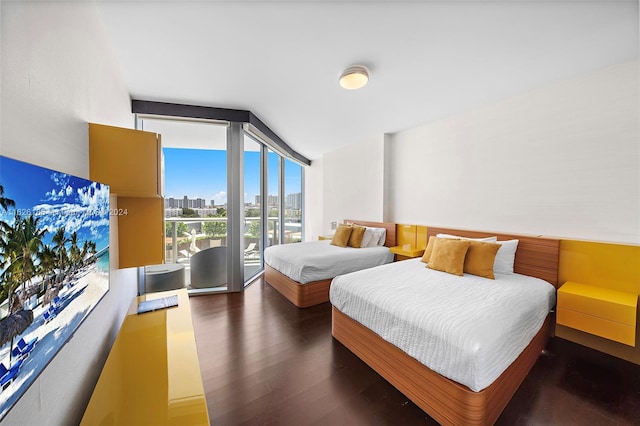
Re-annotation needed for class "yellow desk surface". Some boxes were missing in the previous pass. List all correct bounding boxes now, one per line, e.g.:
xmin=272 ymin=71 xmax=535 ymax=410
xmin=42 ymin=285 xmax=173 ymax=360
xmin=81 ymin=289 xmax=209 ymax=426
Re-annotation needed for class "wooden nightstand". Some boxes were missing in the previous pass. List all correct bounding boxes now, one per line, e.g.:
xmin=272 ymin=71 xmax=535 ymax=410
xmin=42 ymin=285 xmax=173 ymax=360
xmin=557 ymin=281 xmax=638 ymax=347
xmin=389 ymin=245 xmax=425 ymax=261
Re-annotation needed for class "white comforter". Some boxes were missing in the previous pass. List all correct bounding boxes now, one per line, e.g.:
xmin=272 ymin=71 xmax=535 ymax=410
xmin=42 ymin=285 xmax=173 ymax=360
xmin=329 ymin=258 xmax=556 ymax=392
xmin=264 ymin=240 xmax=394 ymax=284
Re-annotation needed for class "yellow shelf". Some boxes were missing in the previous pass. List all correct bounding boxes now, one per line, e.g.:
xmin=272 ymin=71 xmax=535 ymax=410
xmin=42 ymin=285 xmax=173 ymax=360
xmin=557 ymin=281 xmax=638 ymax=347
xmin=81 ymin=289 xmax=209 ymax=425
xmin=389 ymin=245 xmax=425 ymax=259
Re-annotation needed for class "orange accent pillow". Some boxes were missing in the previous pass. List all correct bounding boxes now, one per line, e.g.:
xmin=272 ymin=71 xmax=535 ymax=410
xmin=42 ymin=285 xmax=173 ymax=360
xmin=427 ymin=238 xmax=470 ymax=276
xmin=331 ymin=224 xmax=353 ymax=247
xmin=421 ymin=236 xmax=439 ymax=263
xmin=348 ymin=225 xmax=366 ymax=248
xmin=464 ymin=241 xmax=500 ymax=279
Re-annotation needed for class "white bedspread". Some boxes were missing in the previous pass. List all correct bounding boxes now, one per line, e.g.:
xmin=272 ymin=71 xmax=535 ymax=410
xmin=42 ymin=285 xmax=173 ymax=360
xmin=329 ymin=258 xmax=556 ymax=392
xmin=264 ymin=240 xmax=394 ymax=284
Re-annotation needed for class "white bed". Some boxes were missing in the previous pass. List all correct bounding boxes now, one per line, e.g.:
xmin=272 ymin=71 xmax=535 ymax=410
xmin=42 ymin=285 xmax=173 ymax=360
xmin=330 ymin=258 xmax=556 ymax=392
xmin=264 ymin=240 xmax=393 ymax=284
xmin=330 ymin=226 xmax=560 ymax=425
xmin=264 ymin=220 xmax=396 ymax=308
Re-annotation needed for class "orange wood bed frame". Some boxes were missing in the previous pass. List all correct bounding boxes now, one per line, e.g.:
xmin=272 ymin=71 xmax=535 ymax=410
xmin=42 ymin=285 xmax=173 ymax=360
xmin=265 ymin=220 xmax=397 ymax=308
xmin=332 ymin=227 xmax=560 ymax=425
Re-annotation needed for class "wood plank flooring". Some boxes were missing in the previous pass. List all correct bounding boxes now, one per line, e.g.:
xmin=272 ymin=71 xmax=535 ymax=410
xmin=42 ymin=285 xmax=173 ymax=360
xmin=190 ymin=277 xmax=640 ymax=425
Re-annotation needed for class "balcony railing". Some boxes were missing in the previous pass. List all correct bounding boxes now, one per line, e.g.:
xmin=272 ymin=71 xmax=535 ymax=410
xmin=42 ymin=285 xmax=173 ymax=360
xmin=164 ymin=216 xmax=301 ymax=265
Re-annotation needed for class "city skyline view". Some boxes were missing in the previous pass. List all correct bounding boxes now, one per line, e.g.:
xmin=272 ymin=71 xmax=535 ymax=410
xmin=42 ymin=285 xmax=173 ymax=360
xmin=163 ymin=148 xmax=301 ymax=205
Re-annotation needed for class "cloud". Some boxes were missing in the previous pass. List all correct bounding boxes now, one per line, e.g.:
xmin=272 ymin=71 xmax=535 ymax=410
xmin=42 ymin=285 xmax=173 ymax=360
xmin=211 ymin=191 xmax=227 ymax=205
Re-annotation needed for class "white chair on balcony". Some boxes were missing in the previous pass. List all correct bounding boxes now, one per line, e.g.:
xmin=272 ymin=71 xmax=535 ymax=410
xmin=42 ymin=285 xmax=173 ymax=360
xmin=244 ymin=243 xmax=257 ymax=255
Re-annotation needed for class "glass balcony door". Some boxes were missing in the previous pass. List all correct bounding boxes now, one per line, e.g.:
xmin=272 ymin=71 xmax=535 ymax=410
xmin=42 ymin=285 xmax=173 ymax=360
xmin=138 ymin=116 xmax=229 ymax=293
xmin=243 ymin=134 xmax=263 ymax=281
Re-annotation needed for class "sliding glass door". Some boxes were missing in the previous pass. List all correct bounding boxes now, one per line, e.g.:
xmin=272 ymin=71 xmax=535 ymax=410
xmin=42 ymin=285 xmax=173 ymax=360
xmin=243 ymin=134 xmax=262 ymax=281
xmin=138 ymin=117 xmax=229 ymax=292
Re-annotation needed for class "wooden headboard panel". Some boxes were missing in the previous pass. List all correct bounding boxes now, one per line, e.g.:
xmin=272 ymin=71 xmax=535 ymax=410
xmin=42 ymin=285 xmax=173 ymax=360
xmin=427 ymin=227 xmax=560 ymax=287
xmin=344 ymin=220 xmax=397 ymax=248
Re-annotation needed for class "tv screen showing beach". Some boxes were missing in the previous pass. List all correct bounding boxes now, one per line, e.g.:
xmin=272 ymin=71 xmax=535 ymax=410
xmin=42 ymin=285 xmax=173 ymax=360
xmin=0 ymin=155 xmax=109 ymax=420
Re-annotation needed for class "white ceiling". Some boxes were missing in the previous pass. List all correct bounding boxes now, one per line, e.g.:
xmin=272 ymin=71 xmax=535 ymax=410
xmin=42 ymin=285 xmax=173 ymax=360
xmin=96 ymin=1 xmax=638 ymax=161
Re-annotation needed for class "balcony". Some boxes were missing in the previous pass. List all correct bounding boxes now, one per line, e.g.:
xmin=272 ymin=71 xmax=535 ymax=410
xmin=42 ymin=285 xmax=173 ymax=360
xmin=164 ymin=216 xmax=301 ymax=290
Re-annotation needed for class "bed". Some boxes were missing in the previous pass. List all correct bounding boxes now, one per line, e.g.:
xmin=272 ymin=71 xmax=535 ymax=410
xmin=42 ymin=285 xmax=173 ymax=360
xmin=264 ymin=220 xmax=396 ymax=308
xmin=330 ymin=227 xmax=559 ymax=425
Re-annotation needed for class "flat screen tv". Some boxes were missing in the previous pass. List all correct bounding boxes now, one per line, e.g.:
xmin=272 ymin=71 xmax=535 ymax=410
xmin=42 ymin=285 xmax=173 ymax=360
xmin=0 ymin=155 xmax=110 ymax=420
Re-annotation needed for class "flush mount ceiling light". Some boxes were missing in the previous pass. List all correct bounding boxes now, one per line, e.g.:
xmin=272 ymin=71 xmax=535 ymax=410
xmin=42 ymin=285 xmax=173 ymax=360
xmin=339 ymin=65 xmax=369 ymax=90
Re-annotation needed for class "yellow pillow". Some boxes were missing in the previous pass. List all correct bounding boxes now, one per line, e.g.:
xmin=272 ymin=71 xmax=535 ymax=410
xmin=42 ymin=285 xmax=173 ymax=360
xmin=331 ymin=224 xmax=353 ymax=247
xmin=463 ymin=241 xmax=500 ymax=279
xmin=427 ymin=238 xmax=470 ymax=276
xmin=348 ymin=225 xmax=366 ymax=248
xmin=421 ymin=236 xmax=438 ymax=263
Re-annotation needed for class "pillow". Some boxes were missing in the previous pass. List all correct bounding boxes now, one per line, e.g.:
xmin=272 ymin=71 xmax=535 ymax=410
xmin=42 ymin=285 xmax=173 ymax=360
xmin=330 ymin=224 xmax=353 ymax=247
xmin=437 ymin=233 xmax=498 ymax=242
xmin=347 ymin=225 xmax=366 ymax=248
xmin=361 ymin=227 xmax=387 ymax=247
xmin=463 ymin=241 xmax=501 ymax=279
xmin=493 ymin=239 xmax=519 ymax=274
xmin=427 ymin=238 xmax=470 ymax=276
xmin=420 ymin=236 xmax=438 ymax=263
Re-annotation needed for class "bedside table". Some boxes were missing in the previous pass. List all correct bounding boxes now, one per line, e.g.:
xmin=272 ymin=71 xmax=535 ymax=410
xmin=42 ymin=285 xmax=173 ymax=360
xmin=557 ymin=281 xmax=638 ymax=347
xmin=389 ymin=245 xmax=425 ymax=261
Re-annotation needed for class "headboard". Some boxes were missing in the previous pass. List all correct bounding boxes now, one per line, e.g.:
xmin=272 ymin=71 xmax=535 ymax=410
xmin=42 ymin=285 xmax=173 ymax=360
xmin=344 ymin=220 xmax=397 ymax=248
xmin=426 ymin=227 xmax=560 ymax=287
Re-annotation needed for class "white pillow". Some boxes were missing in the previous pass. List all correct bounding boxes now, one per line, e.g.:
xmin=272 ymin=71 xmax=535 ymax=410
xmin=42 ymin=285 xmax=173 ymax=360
xmin=493 ymin=239 xmax=519 ymax=274
xmin=361 ymin=227 xmax=387 ymax=247
xmin=436 ymin=233 xmax=498 ymax=242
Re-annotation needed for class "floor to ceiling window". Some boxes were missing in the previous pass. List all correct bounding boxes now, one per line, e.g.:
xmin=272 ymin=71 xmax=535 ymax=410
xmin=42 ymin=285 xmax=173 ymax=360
xmin=244 ymin=133 xmax=263 ymax=281
xmin=284 ymin=158 xmax=303 ymax=244
xmin=134 ymin=103 xmax=306 ymax=294
xmin=137 ymin=117 xmax=230 ymax=293
xmin=267 ymin=148 xmax=281 ymax=247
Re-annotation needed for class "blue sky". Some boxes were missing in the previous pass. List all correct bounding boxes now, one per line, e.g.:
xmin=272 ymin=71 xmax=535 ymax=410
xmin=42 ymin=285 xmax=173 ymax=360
xmin=0 ymin=156 xmax=110 ymax=254
xmin=163 ymin=148 xmax=301 ymax=205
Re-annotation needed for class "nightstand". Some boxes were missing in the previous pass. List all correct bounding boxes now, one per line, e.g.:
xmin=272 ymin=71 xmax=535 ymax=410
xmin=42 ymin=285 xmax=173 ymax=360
xmin=557 ymin=281 xmax=638 ymax=347
xmin=389 ymin=245 xmax=425 ymax=261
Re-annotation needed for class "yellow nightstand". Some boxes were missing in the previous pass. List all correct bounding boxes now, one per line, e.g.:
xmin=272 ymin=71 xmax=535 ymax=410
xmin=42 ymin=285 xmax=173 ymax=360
xmin=557 ymin=281 xmax=638 ymax=347
xmin=389 ymin=245 xmax=425 ymax=261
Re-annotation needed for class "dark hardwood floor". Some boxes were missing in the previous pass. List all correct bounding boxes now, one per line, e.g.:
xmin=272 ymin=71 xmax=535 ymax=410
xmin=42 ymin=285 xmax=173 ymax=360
xmin=190 ymin=276 xmax=640 ymax=425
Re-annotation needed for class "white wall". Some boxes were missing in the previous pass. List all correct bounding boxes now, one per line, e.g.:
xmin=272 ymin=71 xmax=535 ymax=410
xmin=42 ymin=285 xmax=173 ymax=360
xmin=1 ymin=2 xmax=137 ymax=424
xmin=321 ymin=135 xmax=385 ymax=234
xmin=387 ymin=61 xmax=639 ymax=244
xmin=304 ymin=157 xmax=324 ymax=241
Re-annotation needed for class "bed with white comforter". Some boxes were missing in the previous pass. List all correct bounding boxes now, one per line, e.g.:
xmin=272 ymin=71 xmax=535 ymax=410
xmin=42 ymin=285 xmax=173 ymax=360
xmin=329 ymin=258 xmax=556 ymax=392
xmin=264 ymin=240 xmax=393 ymax=284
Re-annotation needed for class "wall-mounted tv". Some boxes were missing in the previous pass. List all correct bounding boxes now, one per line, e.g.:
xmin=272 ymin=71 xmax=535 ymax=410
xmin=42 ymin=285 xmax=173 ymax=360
xmin=0 ymin=155 xmax=110 ymax=420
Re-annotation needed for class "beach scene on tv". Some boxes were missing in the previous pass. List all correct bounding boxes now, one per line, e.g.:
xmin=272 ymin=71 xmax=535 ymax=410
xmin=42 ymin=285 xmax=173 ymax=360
xmin=0 ymin=156 xmax=110 ymax=419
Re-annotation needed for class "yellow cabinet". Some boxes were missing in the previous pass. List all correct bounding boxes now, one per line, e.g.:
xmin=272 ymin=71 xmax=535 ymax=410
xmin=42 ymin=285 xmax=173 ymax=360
xmin=89 ymin=123 xmax=164 ymax=268
xmin=557 ymin=281 xmax=637 ymax=346
xmin=89 ymin=123 xmax=162 ymax=197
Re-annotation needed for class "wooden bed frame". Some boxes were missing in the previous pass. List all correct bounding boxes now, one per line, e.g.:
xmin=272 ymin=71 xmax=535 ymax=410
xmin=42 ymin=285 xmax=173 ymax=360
xmin=265 ymin=220 xmax=396 ymax=308
xmin=332 ymin=227 xmax=560 ymax=425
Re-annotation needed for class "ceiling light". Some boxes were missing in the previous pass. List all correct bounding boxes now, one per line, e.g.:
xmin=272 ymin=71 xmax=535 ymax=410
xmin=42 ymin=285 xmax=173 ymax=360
xmin=339 ymin=66 xmax=369 ymax=90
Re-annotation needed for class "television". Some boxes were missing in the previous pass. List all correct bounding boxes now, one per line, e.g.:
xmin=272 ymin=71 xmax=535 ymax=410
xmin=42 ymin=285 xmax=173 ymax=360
xmin=0 ymin=155 xmax=110 ymax=420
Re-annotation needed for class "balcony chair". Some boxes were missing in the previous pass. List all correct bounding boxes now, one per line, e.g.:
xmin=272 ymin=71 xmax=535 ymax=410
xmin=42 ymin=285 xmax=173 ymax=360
xmin=189 ymin=246 xmax=227 ymax=289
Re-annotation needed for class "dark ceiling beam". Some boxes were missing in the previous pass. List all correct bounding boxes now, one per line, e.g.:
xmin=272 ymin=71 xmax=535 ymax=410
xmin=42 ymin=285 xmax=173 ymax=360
xmin=131 ymin=99 xmax=311 ymax=166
